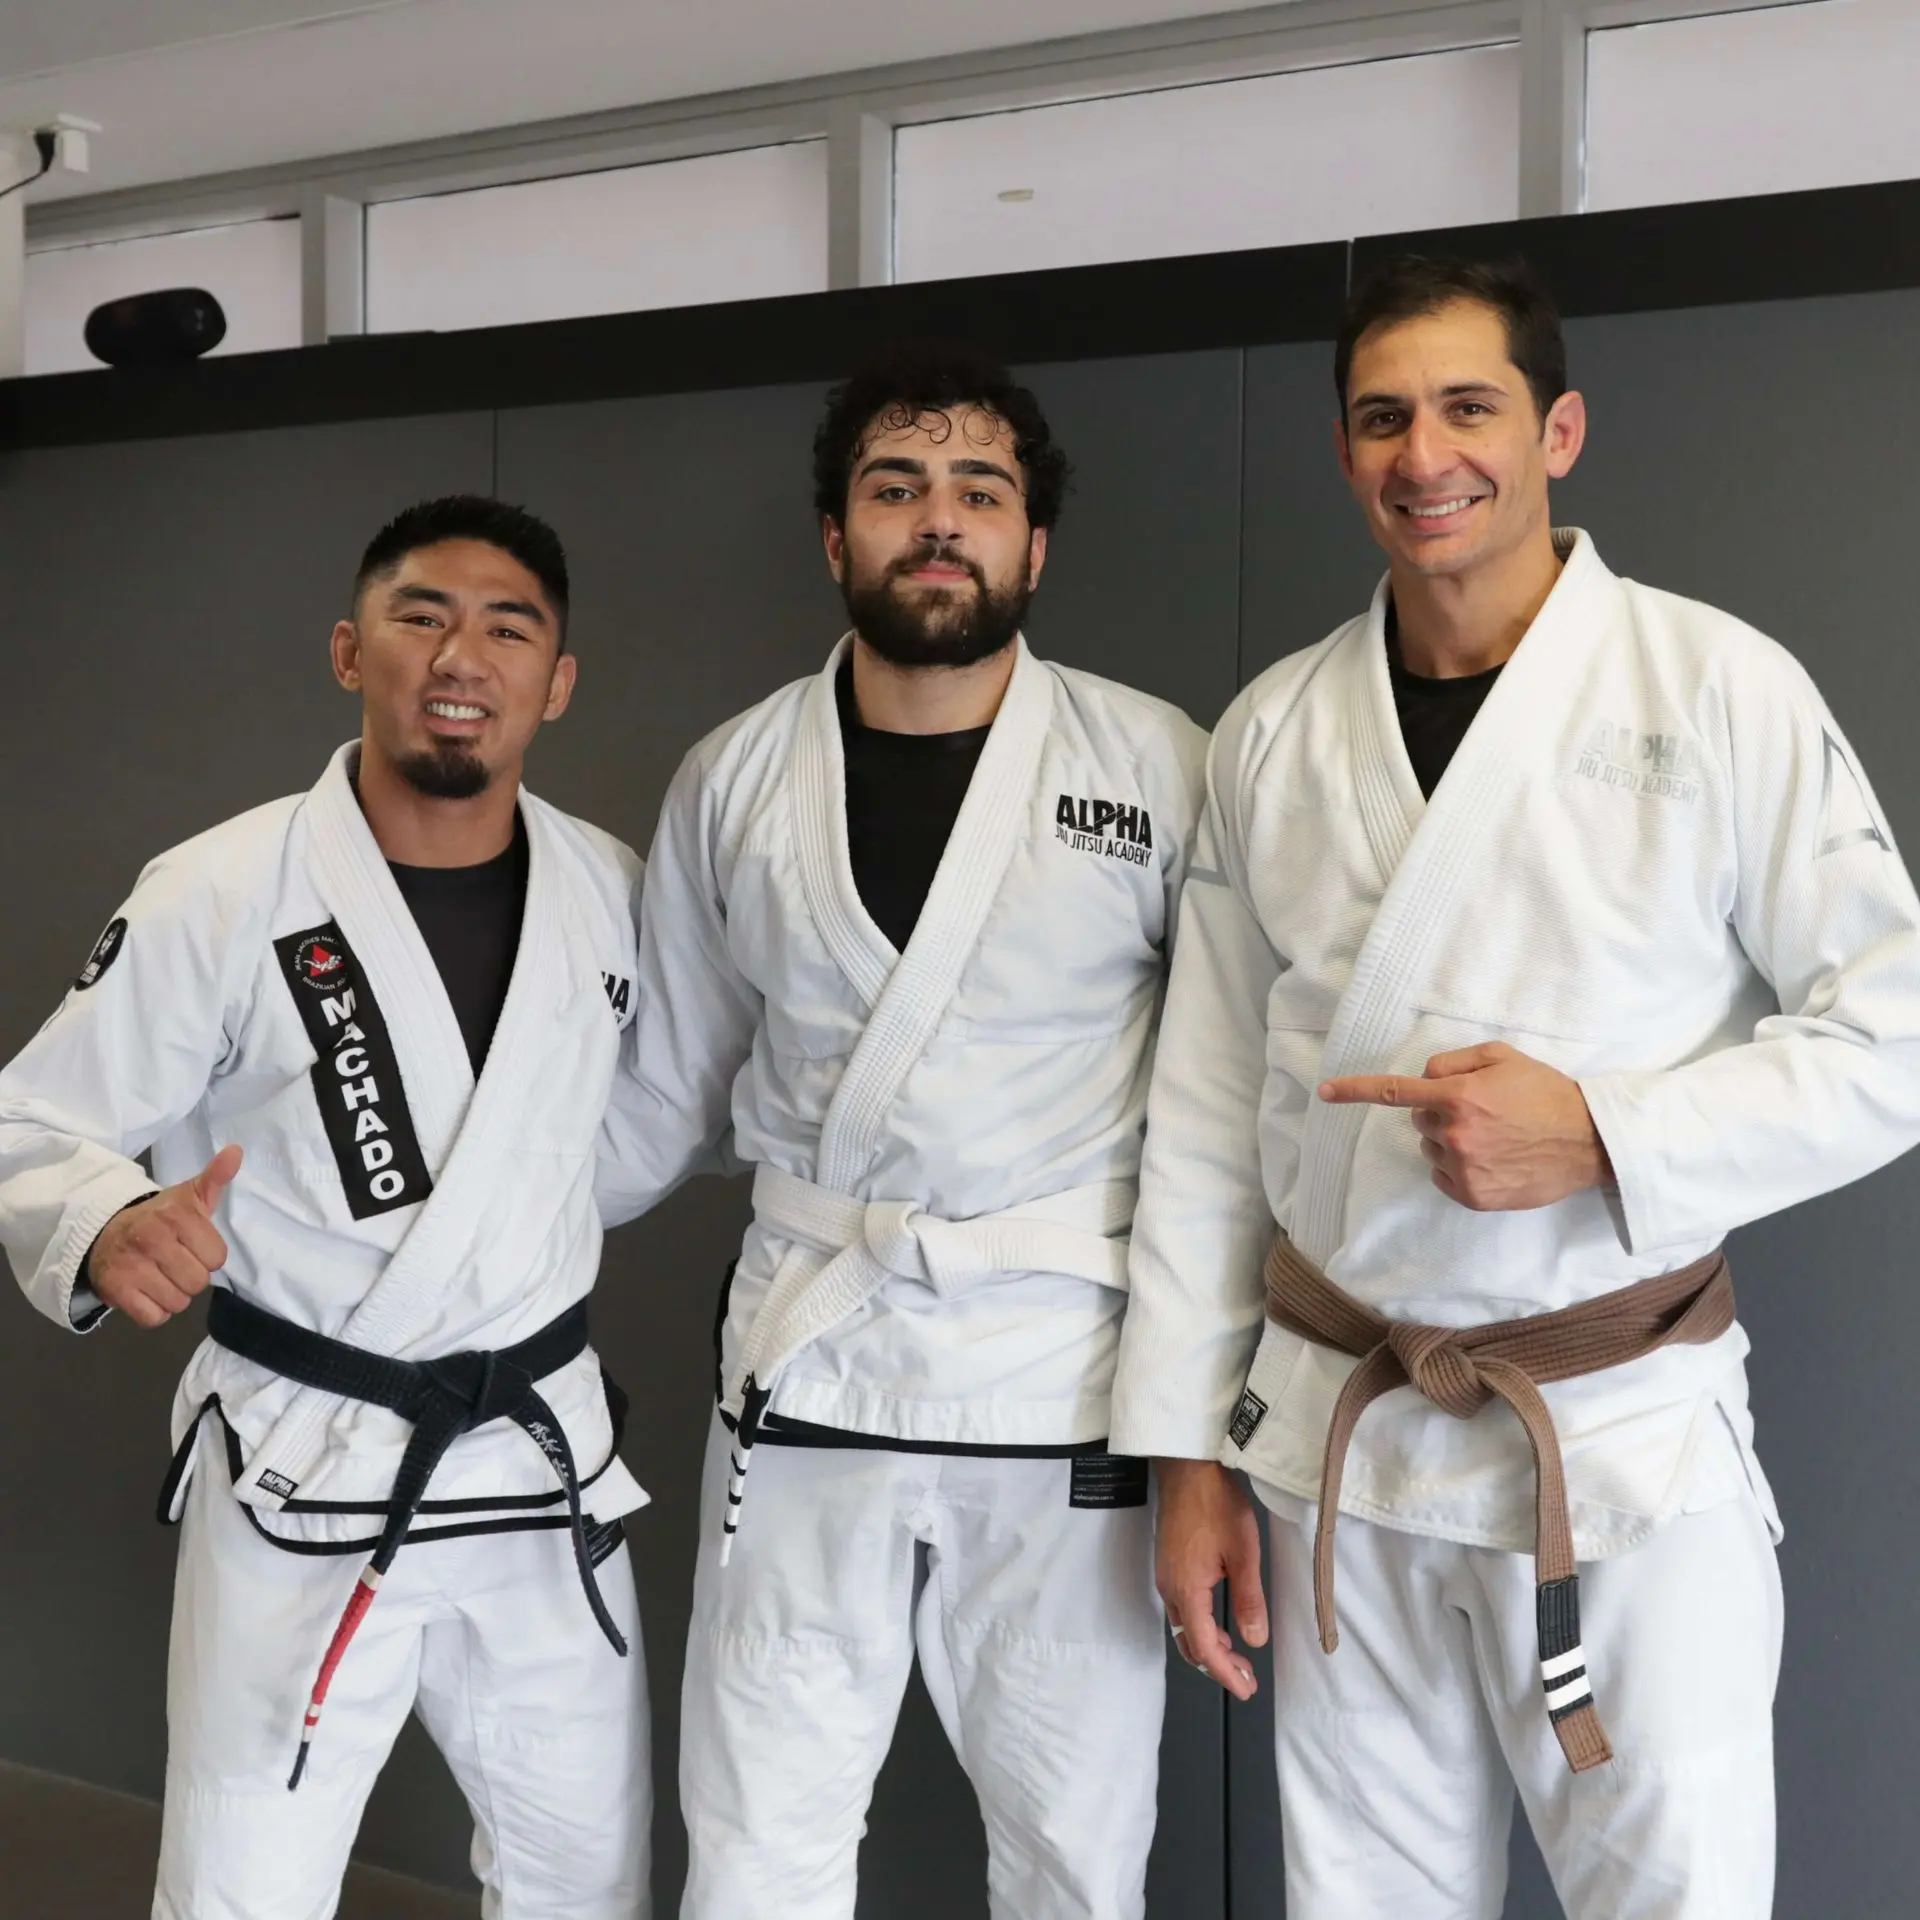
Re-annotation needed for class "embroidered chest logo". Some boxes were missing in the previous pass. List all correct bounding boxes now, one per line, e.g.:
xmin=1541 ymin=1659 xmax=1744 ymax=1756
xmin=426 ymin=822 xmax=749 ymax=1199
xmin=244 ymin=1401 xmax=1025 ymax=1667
xmin=274 ymin=920 xmax=434 ymax=1221
xmin=1054 ymin=793 xmax=1155 ymax=868
xmin=1574 ymin=722 xmax=1704 ymax=804
xmin=600 ymin=971 xmax=632 ymax=1020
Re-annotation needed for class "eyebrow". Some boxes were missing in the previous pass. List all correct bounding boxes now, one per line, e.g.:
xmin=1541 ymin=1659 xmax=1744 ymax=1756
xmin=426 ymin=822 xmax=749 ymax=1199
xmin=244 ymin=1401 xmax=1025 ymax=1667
xmin=855 ymin=454 xmax=1022 ymax=489
xmin=1351 ymin=379 xmax=1509 ymax=409
xmin=389 ymin=582 xmax=548 ymax=624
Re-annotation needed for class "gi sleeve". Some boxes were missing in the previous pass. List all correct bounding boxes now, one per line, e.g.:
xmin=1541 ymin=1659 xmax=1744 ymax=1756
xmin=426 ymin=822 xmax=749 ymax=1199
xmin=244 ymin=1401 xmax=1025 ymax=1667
xmin=596 ymin=743 xmax=764 ymax=1227
xmin=1110 ymin=713 xmax=1284 ymax=1460
xmin=1582 ymin=650 xmax=1920 ymax=1254
xmin=0 ymin=851 xmax=243 ymax=1330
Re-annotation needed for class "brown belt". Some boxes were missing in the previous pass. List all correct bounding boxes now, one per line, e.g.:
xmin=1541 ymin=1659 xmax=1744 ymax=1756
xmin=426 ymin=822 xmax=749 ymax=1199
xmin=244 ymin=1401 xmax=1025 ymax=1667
xmin=1263 ymin=1235 xmax=1735 ymax=1773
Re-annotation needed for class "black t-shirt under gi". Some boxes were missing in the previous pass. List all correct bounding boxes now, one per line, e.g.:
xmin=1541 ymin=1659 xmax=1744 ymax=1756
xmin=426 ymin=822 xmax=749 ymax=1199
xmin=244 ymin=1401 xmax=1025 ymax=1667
xmin=1385 ymin=606 xmax=1504 ymax=798
xmin=387 ymin=812 xmax=530 ymax=1075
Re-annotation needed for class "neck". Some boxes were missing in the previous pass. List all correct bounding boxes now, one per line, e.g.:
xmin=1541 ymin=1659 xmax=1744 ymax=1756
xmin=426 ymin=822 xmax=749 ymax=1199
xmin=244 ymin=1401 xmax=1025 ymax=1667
xmin=847 ymin=633 xmax=1017 ymax=734
xmin=1390 ymin=520 xmax=1565 ymax=679
xmin=353 ymin=734 xmax=521 ymax=867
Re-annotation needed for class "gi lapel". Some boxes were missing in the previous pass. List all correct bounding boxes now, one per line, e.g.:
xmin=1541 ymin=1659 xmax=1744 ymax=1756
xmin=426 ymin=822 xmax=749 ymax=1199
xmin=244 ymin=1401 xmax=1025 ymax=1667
xmin=239 ymin=748 xmax=573 ymax=1502
xmin=794 ymin=634 xmax=1054 ymax=1193
xmin=1292 ymin=532 xmax=1611 ymax=1263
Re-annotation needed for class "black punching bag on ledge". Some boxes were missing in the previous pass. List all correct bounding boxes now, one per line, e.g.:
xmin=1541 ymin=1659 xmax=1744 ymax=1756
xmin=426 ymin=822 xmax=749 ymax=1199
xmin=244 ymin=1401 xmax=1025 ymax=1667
xmin=83 ymin=287 xmax=228 ymax=368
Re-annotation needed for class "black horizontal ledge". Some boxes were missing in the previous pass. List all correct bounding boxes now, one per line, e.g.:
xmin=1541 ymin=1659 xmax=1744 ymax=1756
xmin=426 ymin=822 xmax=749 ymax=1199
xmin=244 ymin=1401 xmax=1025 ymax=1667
xmin=2 ymin=173 xmax=1916 ymax=451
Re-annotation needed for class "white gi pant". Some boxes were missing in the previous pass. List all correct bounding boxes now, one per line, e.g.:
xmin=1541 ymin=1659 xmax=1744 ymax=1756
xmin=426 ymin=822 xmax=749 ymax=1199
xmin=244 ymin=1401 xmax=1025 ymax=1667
xmin=679 ymin=1417 xmax=1166 ymax=1920
xmin=155 ymin=1430 xmax=651 ymax=1920
xmin=1267 ymin=1484 xmax=1782 ymax=1920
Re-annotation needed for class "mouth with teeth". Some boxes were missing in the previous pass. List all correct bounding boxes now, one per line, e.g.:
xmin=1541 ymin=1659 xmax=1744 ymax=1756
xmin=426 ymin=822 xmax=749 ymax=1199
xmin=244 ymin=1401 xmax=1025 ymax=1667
xmin=422 ymin=698 xmax=490 ymax=737
xmin=1397 ymin=494 xmax=1488 ymax=524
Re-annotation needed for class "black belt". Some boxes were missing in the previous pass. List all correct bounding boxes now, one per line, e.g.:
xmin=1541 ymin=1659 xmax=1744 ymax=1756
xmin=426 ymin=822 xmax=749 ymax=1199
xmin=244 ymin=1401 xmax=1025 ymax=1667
xmin=176 ymin=1289 xmax=627 ymax=1788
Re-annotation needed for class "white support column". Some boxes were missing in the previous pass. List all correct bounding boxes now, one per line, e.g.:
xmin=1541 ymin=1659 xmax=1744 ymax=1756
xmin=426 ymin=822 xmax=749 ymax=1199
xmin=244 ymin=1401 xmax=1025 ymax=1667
xmin=300 ymin=188 xmax=364 ymax=344
xmin=0 ymin=133 xmax=33 ymax=378
xmin=1518 ymin=0 xmax=1587 ymax=218
xmin=826 ymin=100 xmax=894 ymax=289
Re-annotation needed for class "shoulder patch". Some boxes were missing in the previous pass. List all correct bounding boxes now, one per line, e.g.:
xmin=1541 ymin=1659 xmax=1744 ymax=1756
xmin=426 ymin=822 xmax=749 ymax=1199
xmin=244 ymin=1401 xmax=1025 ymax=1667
xmin=73 ymin=917 xmax=128 ymax=992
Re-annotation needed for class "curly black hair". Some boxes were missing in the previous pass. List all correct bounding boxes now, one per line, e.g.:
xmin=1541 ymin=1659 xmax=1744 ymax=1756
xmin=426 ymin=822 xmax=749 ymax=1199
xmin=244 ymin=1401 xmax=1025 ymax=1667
xmin=353 ymin=495 xmax=571 ymax=648
xmin=811 ymin=340 xmax=1071 ymax=530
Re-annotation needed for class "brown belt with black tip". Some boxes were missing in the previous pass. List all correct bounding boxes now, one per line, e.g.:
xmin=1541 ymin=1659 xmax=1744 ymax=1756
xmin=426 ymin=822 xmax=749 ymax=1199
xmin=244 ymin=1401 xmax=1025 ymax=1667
xmin=1262 ymin=1234 xmax=1734 ymax=1773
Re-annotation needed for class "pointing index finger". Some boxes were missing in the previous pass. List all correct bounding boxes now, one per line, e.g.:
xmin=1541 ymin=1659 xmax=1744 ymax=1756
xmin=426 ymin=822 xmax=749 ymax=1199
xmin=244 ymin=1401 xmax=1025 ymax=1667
xmin=1319 ymin=1074 xmax=1454 ymax=1110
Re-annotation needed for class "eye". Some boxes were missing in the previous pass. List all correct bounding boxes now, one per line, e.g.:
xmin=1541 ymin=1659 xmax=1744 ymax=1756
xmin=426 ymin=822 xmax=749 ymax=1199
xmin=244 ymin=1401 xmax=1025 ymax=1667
xmin=491 ymin=626 xmax=531 ymax=643
xmin=1360 ymin=410 xmax=1404 ymax=434
xmin=400 ymin=613 xmax=442 ymax=628
xmin=1453 ymin=402 xmax=1491 ymax=419
xmin=962 ymin=488 xmax=1000 ymax=507
xmin=874 ymin=483 xmax=916 ymax=503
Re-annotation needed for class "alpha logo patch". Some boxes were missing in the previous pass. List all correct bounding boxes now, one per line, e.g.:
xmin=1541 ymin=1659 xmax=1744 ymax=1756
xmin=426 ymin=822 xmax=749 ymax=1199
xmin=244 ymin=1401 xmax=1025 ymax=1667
xmin=1227 ymin=1387 xmax=1270 ymax=1451
xmin=73 ymin=917 xmax=128 ymax=992
xmin=255 ymin=1469 xmax=299 ymax=1500
xmin=1054 ymin=792 xmax=1155 ymax=868
xmin=600 ymin=971 xmax=633 ymax=1020
xmin=274 ymin=920 xmax=433 ymax=1221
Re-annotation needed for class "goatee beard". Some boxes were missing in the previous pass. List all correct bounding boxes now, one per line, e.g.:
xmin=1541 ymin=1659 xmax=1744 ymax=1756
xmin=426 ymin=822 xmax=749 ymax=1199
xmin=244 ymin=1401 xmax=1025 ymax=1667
xmin=842 ymin=547 xmax=1031 ymax=671
xmin=394 ymin=744 xmax=491 ymax=800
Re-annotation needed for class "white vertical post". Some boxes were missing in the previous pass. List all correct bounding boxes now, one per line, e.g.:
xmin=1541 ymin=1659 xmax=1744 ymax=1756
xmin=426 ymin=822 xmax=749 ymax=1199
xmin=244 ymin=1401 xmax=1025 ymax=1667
xmin=0 ymin=133 xmax=33 ymax=378
xmin=300 ymin=189 xmax=365 ymax=344
xmin=827 ymin=100 xmax=894 ymax=289
xmin=1518 ymin=0 xmax=1588 ymax=218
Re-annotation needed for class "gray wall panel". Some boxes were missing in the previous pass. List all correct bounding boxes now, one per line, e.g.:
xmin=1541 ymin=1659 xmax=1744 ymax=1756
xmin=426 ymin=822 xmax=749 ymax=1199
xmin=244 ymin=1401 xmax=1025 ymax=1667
xmin=498 ymin=353 xmax=1242 ymax=1918
xmin=0 ymin=414 xmax=496 ymax=1890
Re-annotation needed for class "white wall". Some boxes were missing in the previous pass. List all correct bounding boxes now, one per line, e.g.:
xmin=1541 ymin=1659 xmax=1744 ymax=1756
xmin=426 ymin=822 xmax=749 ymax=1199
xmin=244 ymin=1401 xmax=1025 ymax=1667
xmin=895 ymin=44 xmax=1521 ymax=283
xmin=1587 ymin=0 xmax=1920 ymax=211
xmin=26 ymin=219 xmax=302 ymax=375
xmin=365 ymin=141 xmax=829 ymax=335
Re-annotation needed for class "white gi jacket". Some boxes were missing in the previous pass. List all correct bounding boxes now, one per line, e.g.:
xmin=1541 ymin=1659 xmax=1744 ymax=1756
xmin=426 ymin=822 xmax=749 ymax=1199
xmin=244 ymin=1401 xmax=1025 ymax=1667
xmin=600 ymin=635 xmax=1208 ymax=1447
xmin=0 ymin=743 xmax=648 ymax=1539
xmin=1112 ymin=531 xmax=1920 ymax=1557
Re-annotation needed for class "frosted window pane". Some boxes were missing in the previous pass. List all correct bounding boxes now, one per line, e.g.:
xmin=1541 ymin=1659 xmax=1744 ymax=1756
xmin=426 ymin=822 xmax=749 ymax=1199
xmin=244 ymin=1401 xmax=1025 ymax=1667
xmin=366 ymin=142 xmax=828 ymax=333
xmin=1588 ymin=0 xmax=1920 ymax=211
xmin=26 ymin=218 xmax=302 ymax=376
xmin=895 ymin=46 xmax=1519 ymax=282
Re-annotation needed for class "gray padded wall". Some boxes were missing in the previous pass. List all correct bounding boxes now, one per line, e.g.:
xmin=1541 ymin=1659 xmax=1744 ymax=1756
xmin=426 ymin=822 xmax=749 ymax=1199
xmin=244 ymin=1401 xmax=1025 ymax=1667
xmin=0 ymin=414 xmax=496 ymax=1885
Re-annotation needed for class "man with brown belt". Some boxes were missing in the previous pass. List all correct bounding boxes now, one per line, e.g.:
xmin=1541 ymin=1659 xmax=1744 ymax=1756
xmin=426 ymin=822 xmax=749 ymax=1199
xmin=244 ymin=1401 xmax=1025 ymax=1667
xmin=1110 ymin=254 xmax=1920 ymax=1916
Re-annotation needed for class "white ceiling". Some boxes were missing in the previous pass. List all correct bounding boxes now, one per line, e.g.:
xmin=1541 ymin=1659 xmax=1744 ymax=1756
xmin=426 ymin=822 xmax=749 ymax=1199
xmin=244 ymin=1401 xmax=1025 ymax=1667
xmin=0 ymin=0 xmax=1288 ymax=205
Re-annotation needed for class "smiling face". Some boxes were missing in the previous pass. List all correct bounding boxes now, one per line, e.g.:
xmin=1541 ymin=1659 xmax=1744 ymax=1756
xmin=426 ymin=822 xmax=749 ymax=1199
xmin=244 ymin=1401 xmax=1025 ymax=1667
xmin=1337 ymin=297 xmax=1585 ymax=584
xmin=330 ymin=538 xmax=575 ymax=799
xmin=823 ymin=403 xmax=1047 ymax=670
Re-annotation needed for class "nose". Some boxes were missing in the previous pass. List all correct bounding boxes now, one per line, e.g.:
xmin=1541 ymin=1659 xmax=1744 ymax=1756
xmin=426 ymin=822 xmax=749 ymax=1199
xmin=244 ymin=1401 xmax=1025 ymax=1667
xmin=1395 ymin=410 xmax=1459 ymax=487
xmin=913 ymin=483 xmax=965 ymax=546
xmin=430 ymin=618 xmax=487 ymax=681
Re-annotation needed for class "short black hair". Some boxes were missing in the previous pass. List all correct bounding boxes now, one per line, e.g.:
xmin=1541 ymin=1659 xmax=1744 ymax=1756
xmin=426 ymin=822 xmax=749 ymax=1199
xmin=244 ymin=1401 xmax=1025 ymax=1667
xmin=812 ymin=340 xmax=1071 ymax=531
xmin=353 ymin=495 xmax=571 ymax=646
xmin=1334 ymin=254 xmax=1568 ymax=425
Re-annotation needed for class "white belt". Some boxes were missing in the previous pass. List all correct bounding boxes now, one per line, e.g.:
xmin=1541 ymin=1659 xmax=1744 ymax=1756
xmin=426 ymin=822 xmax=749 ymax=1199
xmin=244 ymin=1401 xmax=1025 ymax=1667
xmin=714 ymin=1166 xmax=1134 ymax=1563
xmin=735 ymin=1164 xmax=1132 ymax=1402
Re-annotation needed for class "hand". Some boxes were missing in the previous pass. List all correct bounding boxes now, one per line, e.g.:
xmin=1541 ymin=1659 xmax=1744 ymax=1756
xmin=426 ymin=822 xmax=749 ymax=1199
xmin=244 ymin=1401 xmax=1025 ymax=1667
xmin=1319 ymin=1041 xmax=1610 ymax=1211
xmin=88 ymin=1145 xmax=243 ymax=1329
xmin=1155 ymin=1457 xmax=1267 ymax=1700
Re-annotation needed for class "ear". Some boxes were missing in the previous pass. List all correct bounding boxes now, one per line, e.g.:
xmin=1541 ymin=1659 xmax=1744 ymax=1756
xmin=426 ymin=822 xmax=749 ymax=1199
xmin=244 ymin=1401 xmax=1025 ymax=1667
xmin=822 ymin=515 xmax=847 ymax=583
xmin=1026 ymin=524 xmax=1049 ymax=591
xmin=329 ymin=618 xmax=363 ymax=693
xmin=1543 ymin=387 xmax=1587 ymax=480
xmin=1332 ymin=414 xmax=1355 ymax=484
xmin=542 ymin=650 xmax=579 ymax=724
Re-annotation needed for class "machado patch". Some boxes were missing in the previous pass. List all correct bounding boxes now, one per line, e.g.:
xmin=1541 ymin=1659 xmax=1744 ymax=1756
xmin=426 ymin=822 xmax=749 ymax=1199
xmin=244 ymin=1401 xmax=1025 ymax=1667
xmin=1069 ymin=1453 xmax=1150 ymax=1510
xmin=275 ymin=920 xmax=433 ymax=1221
xmin=73 ymin=917 xmax=128 ymax=991
xmin=1227 ymin=1388 xmax=1269 ymax=1451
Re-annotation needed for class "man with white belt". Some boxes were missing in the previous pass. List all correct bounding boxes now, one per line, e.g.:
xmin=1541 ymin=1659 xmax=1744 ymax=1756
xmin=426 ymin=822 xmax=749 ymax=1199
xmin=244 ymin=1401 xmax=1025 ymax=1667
xmin=600 ymin=341 xmax=1206 ymax=1919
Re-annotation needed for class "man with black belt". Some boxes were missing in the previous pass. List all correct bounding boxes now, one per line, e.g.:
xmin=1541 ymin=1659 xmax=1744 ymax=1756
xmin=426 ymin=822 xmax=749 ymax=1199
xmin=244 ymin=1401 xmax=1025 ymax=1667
xmin=0 ymin=497 xmax=652 ymax=1918
xmin=598 ymin=342 xmax=1207 ymax=1918
xmin=1111 ymin=256 xmax=1920 ymax=1915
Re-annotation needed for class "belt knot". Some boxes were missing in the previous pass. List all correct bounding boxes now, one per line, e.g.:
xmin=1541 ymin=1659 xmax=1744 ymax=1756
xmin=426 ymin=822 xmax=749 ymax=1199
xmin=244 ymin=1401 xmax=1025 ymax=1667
xmin=1383 ymin=1322 xmax=1491 ymax=1420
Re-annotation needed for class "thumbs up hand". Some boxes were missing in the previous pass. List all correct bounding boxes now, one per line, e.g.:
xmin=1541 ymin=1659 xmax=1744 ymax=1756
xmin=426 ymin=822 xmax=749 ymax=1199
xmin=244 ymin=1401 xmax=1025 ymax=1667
xmin=87 ymin=1145 xmax=243 ymax=1329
